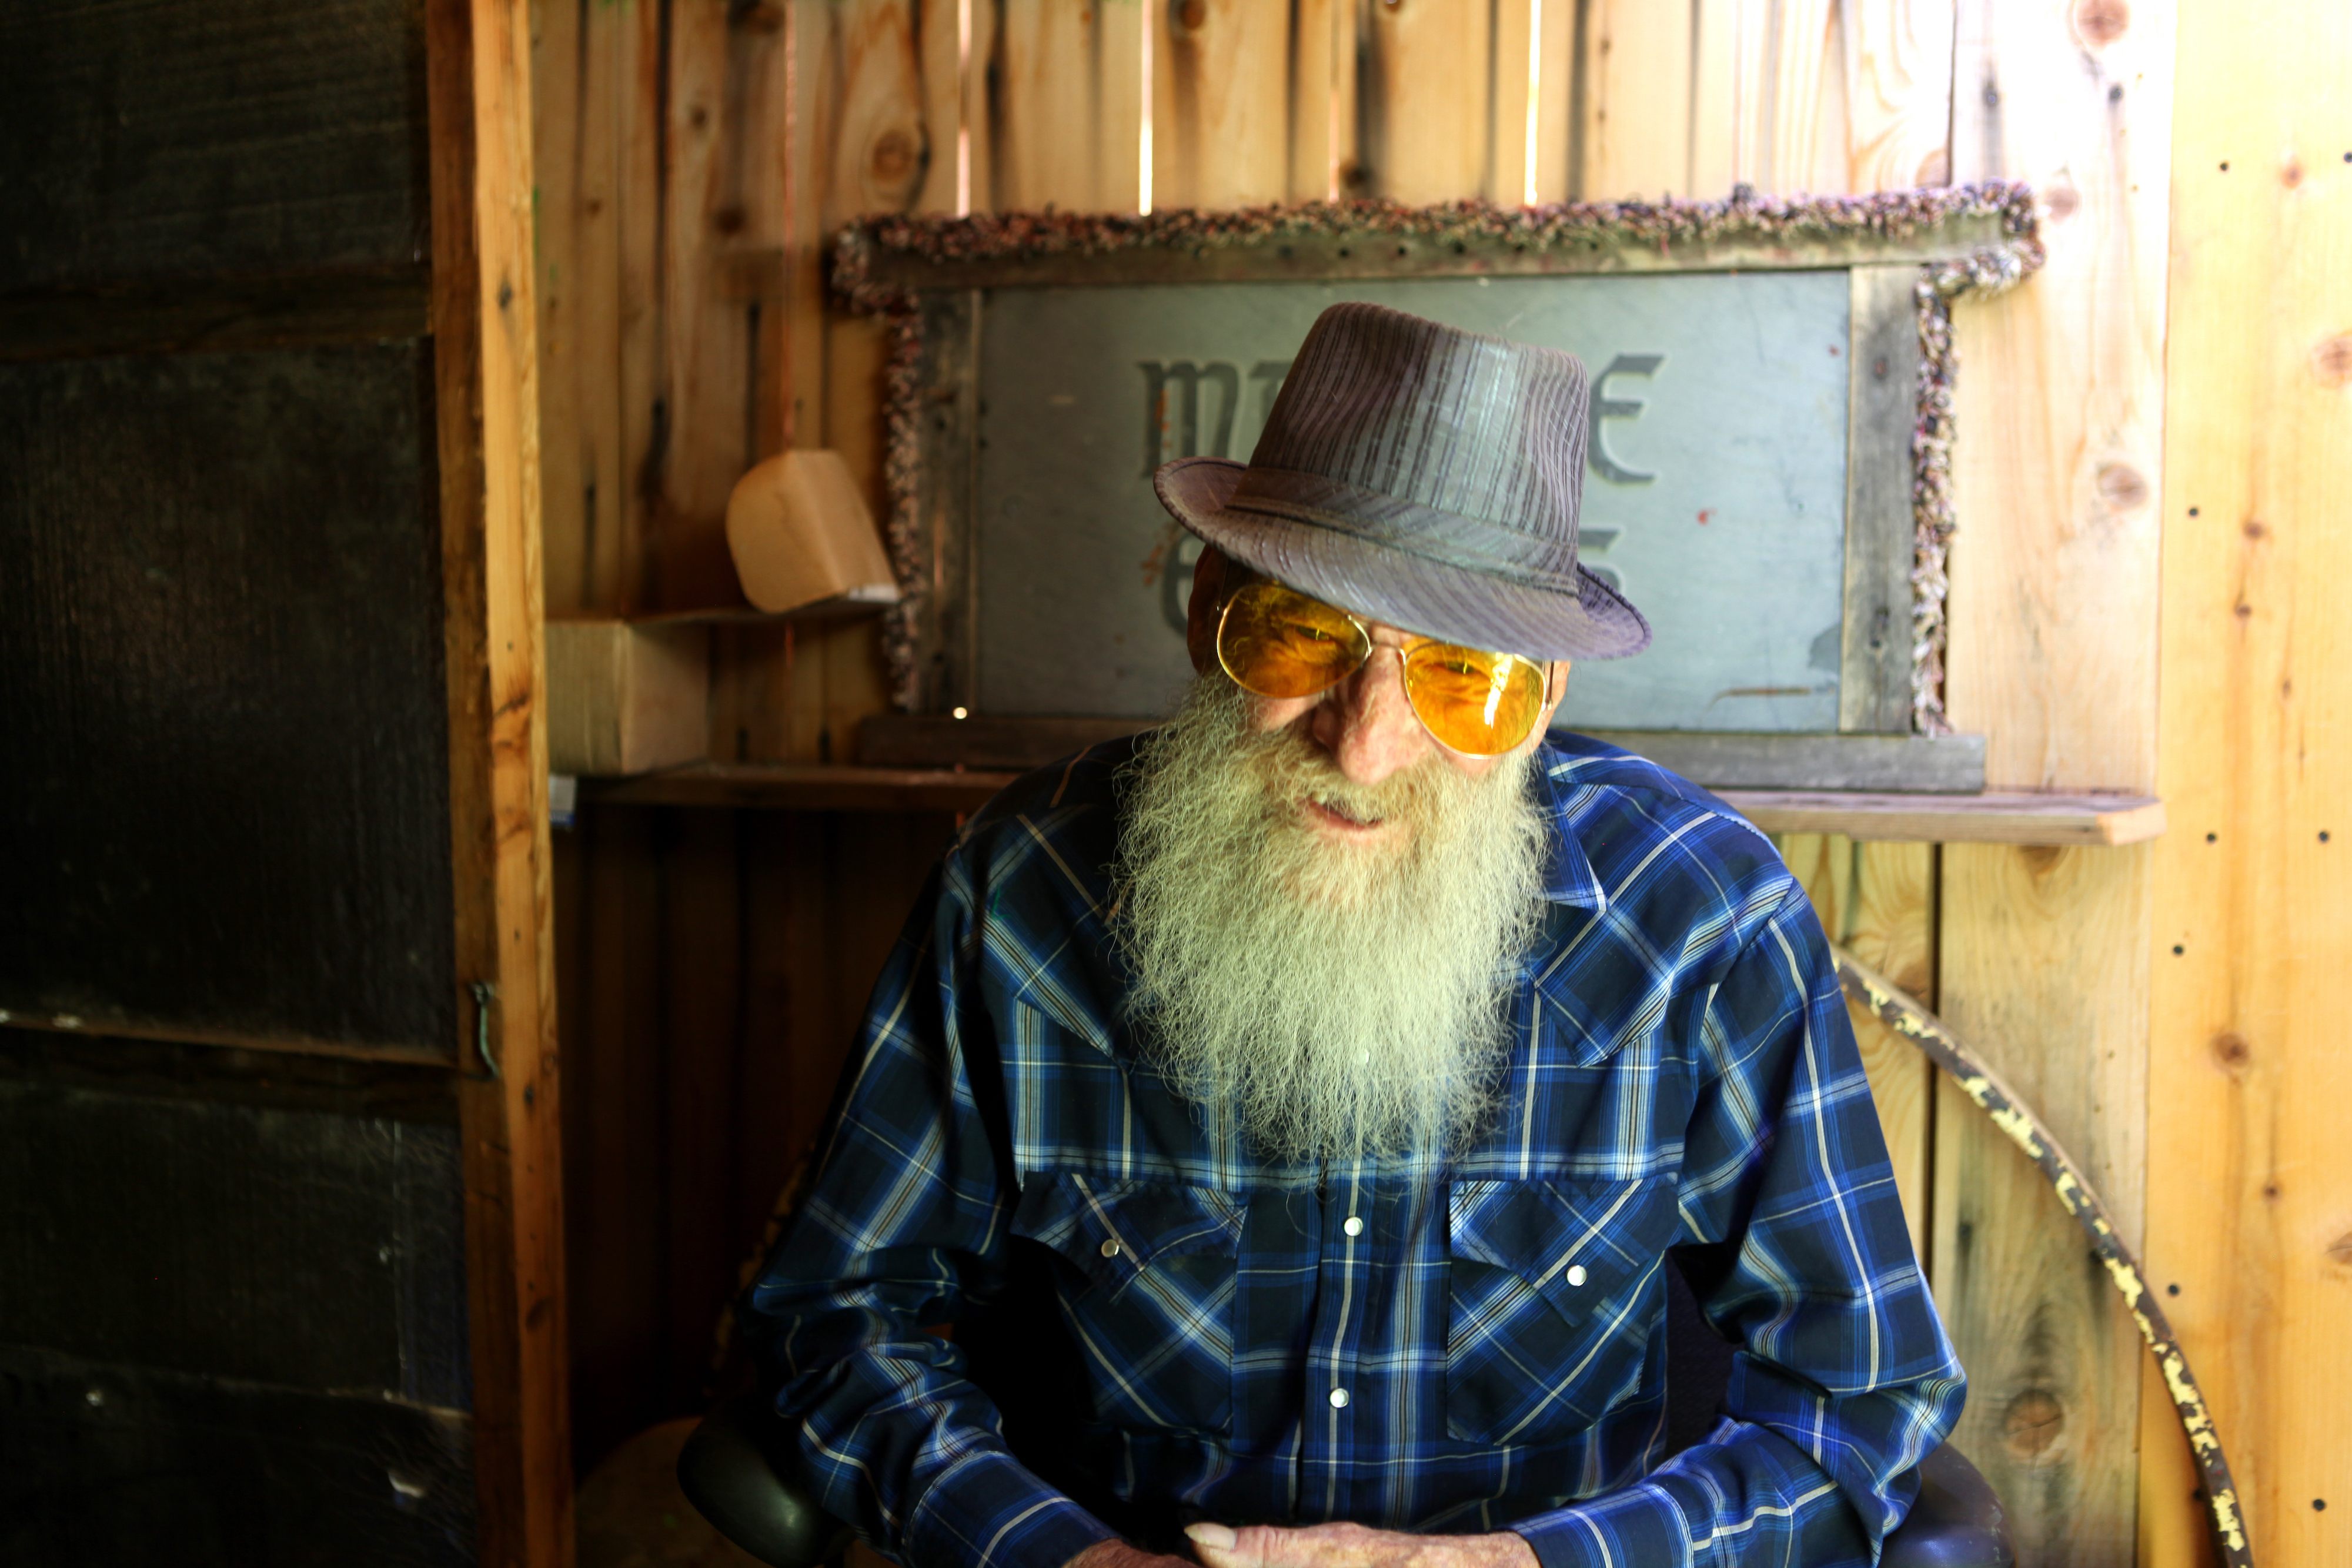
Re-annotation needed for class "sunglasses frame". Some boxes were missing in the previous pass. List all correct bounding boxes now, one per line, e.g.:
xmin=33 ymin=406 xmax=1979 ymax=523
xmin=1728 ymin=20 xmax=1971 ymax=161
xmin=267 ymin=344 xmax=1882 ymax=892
xmin=1212 ymin=579 xmax=1556 ymax=758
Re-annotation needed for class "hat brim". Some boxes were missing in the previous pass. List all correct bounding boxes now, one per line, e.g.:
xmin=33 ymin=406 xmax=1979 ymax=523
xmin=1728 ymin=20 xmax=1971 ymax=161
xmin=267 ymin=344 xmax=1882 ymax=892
xmin=1154 ymin=456 xmax=1652 ymax=662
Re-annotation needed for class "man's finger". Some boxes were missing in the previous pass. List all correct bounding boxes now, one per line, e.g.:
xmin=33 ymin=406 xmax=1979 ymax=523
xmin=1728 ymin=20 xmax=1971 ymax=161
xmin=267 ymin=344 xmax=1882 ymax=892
xmin=1187 ymin=1521 xmax=1331 ymax=1568
xmin=1187 ymin=1521 xmax=1254 ymax=1568
xmin=1188 ymin=1521 xmax=1399 ymax=1568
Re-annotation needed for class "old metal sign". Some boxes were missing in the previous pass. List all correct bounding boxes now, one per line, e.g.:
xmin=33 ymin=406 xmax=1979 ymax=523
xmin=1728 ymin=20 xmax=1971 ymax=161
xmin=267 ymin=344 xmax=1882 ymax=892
xmin=978 ymin=271 xmax=1848 ymax=732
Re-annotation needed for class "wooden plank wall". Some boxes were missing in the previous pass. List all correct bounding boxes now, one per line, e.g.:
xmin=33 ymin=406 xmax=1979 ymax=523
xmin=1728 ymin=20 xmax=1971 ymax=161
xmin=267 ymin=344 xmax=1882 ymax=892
xmin=2144 ymin=2 xmax=2352 ymax=1564
xmin=531 ymin=12 xmax=2295 ymax=1568
xmin=1934 ymin=3 xmax=2174 ymax=1563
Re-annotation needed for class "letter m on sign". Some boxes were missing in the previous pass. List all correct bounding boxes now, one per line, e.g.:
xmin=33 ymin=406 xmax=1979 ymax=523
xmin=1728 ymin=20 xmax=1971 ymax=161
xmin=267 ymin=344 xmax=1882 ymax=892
xmin=1140 ymin=361 xmax=1241 ymax=475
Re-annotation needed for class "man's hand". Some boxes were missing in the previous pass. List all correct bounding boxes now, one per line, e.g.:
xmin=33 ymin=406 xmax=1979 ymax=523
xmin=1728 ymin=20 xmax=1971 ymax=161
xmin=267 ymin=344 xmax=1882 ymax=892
xmin=1066 ymin=1537 xmax=1197 ymax=1568
xmin=1183 ymin=1521 xmax=1540 ymax=1568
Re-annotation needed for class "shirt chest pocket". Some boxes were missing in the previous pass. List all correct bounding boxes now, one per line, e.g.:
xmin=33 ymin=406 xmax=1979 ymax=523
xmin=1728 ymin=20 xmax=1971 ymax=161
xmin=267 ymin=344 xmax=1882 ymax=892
xmin=1011 ymin=1171 xmax=1244 ymax=1435
xmin=1445 ymin=1176 xmax=1676 ymax=1446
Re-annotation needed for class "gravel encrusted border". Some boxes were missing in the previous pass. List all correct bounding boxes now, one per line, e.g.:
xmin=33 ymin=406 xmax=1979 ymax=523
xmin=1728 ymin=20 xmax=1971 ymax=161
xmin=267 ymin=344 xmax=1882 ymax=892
xmin=834 ymin=185 xmax=2046 ymax=724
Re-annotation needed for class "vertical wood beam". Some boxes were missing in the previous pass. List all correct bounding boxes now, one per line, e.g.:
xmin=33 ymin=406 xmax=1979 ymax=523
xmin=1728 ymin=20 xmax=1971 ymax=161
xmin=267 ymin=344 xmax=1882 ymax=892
xmin=1842 ymin=0 xmax=1956 ymax=190
xmin=1154 ymin=0 xmax=1291 ymax=209
xmin=427 ymin=0 xmax=571 ymax=1560
xmin=827 ymin=0 xmax=930 ymax=226
xmin=1685 ymin=0 xmax=1749 ymax=199
xmin=1359 ymin=0 xmax=1494 ymax=202
xmin=613 ymin=0 xmax=664 ymax=616
xmin=1943 ymin=0 xmax=2171 ymax=792
xmin=532 ymin=0 xmax=586 ymax=616
xmin=989 ymin=0 xmax=1144 ymax=212
xmin=1488 ymin=0 xmax=1534 ymax=205
xmin=1575 ymin=0 xmax=1696 ymax=200
xmin=1936 ymin=841 xmax=2153 ymax=1566
xmin=1285 ymin=0 xmax=1344 ymax=201
xmin=1932 ymin=3 xmax=2174 ymax=1563
xmin=2144 ymin=1 xmax=2352 ymax=1562
xmin=1527 ymin=0 xmax=1575 ymax=202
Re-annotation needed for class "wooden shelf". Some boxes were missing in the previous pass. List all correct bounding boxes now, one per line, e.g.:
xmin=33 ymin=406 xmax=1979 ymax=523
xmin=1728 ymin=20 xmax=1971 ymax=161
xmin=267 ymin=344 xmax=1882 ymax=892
xmin=556 ymin=588 xmax=896 ymax=630
xmin=580 ymin=764 xmax=2164 ymax=845
xmin=1723 ymin=790 xmax=2164 ymax=845
xmin=582 ymin=763 xmax=1018 ymax=814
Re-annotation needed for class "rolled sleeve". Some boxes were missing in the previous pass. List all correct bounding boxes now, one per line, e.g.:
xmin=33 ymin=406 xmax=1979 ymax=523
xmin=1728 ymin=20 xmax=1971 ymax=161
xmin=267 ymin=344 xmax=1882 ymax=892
xmin=905 ymin=1449 xmax=1116 ymax=1568
xmin=1514 ymin=1480 xmax=1691 ymax=1568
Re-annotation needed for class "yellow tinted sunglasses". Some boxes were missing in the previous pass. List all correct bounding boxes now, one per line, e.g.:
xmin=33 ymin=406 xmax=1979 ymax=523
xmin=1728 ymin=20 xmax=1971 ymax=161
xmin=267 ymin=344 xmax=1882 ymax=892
xmin=1214 ymin=579 xmax=1552 ymax=757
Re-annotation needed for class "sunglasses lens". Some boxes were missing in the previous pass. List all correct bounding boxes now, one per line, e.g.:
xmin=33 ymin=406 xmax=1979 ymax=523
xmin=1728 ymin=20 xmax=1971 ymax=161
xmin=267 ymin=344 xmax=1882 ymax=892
xmin=1402 ymin=644 xmax=1549 ymax=756
xmin=1217 ymin=581 xmax=1371 ymax=698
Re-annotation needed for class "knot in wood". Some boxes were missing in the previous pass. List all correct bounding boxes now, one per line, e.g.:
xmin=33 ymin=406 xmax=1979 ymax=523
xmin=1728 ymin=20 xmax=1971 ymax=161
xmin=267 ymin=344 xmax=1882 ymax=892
xmin=2096 ymin=459 xmax=2148 ymax=510
xmin=2072 ymin=0 xmax=2130 ymax=46
xmin=2002 ymin=1388 xmax=2067 ymax=1461
xmin=869 ymin=128 xmax=920 ymax=191
xmin=2210 ymin=1031 xmax=2251 ymax=1074
xmin=2311 ymin=333 xmax=2352 ymax=388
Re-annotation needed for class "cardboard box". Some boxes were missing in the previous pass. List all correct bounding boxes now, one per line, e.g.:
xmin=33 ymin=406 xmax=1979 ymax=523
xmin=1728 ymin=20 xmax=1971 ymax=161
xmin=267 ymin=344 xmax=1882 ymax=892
xmin=546 ymin=619 xmax=709 ymax=777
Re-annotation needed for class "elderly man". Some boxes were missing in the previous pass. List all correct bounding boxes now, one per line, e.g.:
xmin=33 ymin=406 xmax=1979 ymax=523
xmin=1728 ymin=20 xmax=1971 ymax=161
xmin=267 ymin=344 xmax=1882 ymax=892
xmin=741 ymin=303 xmax=1964 ymax=1568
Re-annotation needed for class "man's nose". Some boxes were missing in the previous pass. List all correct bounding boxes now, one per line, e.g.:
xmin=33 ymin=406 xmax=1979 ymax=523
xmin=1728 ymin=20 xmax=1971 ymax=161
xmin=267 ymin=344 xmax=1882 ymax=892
xmin=1311 ymin=647 xmax=1426 ymax=785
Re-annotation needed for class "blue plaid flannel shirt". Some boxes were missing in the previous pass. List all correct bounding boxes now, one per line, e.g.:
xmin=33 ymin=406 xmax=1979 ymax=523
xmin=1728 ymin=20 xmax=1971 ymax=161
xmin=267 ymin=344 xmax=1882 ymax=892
xmin=743 ymin=733 xmax=1965 ymax=1568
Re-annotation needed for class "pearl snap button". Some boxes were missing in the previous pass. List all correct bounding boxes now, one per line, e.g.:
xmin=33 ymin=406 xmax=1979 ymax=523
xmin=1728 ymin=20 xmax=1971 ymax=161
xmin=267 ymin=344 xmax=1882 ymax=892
xmin=1342 ymin=1216 xmax=1365 ymax=1238
xmin=1328 ymin=1388 xmax=1350 ymax=1409
xmin=1100 ymin=1239 xmax=1122 ymax=1259
xmin=1566 ymin=1263 xmax=1588 ymax=1287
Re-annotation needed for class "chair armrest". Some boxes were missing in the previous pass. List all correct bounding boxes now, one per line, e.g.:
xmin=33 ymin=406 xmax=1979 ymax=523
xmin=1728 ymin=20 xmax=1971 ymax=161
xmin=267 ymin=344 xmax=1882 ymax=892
xmin=1882 ymin=1443 xmax=2014 ymax=1568
xmin=676 ymin=1389 xmax=856 ymax=1568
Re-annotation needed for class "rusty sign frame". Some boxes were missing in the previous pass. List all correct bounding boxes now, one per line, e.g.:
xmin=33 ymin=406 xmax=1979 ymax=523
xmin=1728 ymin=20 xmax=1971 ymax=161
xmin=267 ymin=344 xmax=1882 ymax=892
xmin=833 ymin=186 xmax=2044 ymax=787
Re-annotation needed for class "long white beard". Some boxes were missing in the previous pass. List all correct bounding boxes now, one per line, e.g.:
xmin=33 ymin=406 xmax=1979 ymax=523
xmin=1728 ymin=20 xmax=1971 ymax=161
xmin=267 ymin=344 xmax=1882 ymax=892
xmin=1117 ymin=677 xmax=1549 ymax=1164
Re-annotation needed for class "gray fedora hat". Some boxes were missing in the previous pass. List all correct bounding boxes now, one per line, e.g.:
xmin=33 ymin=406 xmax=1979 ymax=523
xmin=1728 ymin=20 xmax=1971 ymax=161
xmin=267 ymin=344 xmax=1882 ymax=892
xmin=1154 ymin=300 xmax=1650 ymax=661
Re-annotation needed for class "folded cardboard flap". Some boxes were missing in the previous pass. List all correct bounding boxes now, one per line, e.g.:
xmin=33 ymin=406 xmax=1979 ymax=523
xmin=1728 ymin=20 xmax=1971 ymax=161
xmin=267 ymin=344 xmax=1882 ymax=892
xmin=726 ymin=450 xmax=898 ymax=615
xmin=546 ymin=620 xmax=710 ymax=777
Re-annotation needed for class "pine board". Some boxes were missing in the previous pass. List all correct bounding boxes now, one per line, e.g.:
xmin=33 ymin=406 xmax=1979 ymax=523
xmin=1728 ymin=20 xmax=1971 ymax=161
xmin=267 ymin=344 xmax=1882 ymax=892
xmin=1935 ymin=842 xmax=2153 ymax=1568
xmin=2142 ymin=1 xmax=2352 ymax=1561
xmin=1152 ymin=0 xmax=1289 ymax=210
xmin=1359 ymin=0 xmax=1495 ymax=203
xmin=1932 ymin=2 xmax=2176 ymax=1563
xmin=989 ymin=0 xmax=1143 ymax=212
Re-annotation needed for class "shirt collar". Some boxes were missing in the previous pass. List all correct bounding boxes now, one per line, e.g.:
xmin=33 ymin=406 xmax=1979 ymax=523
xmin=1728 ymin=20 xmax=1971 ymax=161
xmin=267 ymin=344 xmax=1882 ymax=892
xmin=1532 ymin=748 xmax=1607 ymax=914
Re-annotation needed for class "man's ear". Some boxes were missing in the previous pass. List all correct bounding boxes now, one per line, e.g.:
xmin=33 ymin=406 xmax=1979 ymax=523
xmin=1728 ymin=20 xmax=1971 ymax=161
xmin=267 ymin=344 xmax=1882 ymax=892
xmin=1531 ymin=660 xmax=1573 ymax=741
xmin=1185 ymin=543 xmax=1231 ymax=674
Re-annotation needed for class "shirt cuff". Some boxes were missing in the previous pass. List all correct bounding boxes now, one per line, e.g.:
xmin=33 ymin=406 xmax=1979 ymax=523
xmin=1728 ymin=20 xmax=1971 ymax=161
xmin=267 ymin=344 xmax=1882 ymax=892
xmin=903 ymin=1447 xmax=1118 ymax=1568
xmin=1514 ymin=1481 xmax=1690 ymax=1568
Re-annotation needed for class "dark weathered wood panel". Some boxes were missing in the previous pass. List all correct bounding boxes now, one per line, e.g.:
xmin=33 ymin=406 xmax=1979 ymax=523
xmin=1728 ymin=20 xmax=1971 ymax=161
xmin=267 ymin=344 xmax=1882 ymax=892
xmin=0 ymin=0 xmax=429 ymax=294
xmin=553 ymin=803 xmax=955 ymax=1472
xmin=0 ymin=268 xmax=433 ymax=365
xmin=0 ymin=345 xmax=457 ymax=1049
xmin=0 ymin=1062 xmax=469 ymax=1406
xmin=0 ymin=1024 xmax=457 ymax=1125
xmin=0 ymin=1343 xmax=473 ymax=1567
